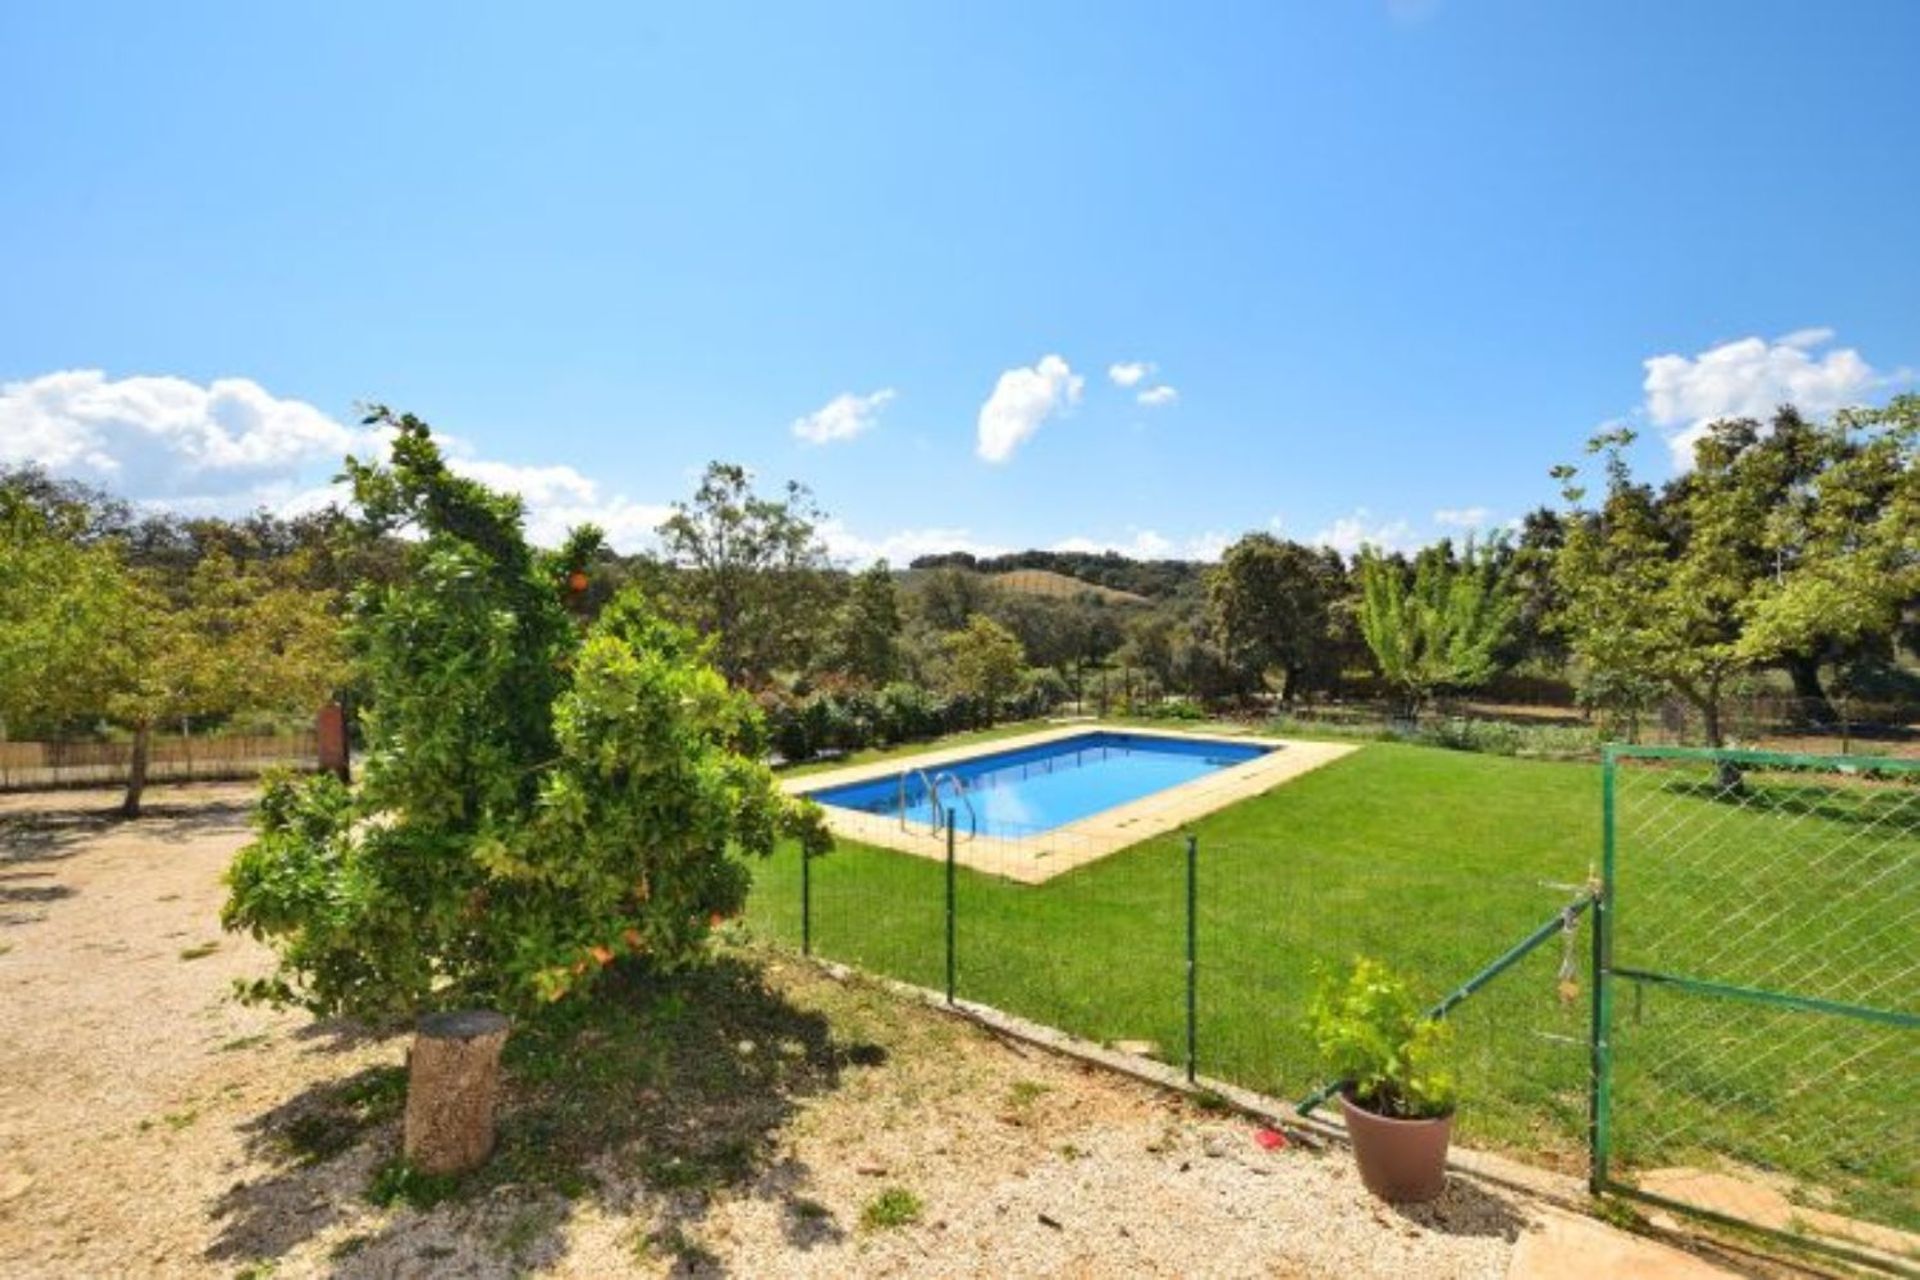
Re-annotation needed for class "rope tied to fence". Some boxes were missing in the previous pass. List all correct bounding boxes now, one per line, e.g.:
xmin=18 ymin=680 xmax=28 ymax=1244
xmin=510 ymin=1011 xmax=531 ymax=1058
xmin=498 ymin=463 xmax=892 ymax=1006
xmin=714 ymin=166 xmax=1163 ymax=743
xmin=1556 ymin=899 xmax=1582 ymax=1005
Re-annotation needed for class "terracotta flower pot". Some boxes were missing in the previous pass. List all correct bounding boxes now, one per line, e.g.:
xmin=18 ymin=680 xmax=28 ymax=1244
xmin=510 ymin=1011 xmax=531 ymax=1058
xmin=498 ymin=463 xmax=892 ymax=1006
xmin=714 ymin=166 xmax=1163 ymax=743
xmin=1338 ymin=1092 xmax=1453 ymax=1202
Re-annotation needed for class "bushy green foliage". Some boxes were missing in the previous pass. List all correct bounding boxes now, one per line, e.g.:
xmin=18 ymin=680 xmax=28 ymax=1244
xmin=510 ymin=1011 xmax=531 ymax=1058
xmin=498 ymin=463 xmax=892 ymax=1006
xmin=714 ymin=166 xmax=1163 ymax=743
xmin=222 ymin=412 xmax=829 ymax=1019
xmin=942 ymin=615 xmax=1027 ymax=715
xmin=1135 ymin=696 xmax=1207 ymax=721
xmin=0 ymin=470 xmax=345 ymax=814
xmin=1209 ymin=533 xmax=1345 ymax=701
xmin=1306 ymin=958 xmax=1456 ymax=1119
xmin=1553 ymin=401 xmax=1918 ymax=746
xmin=1357 ymin=541 xmax=1517 ymax=717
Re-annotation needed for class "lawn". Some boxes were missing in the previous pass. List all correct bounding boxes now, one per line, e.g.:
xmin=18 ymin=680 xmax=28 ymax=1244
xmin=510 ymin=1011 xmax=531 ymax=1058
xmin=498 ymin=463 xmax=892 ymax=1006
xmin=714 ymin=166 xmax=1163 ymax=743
xmin=747 ymin=735 xmax=1920 ymax=1234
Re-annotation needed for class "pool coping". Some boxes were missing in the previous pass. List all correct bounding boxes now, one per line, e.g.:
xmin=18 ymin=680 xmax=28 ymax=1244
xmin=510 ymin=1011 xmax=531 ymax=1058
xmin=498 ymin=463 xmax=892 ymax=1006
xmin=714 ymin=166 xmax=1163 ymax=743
xmin=781 ymin=724 xmax=1357 ymax=883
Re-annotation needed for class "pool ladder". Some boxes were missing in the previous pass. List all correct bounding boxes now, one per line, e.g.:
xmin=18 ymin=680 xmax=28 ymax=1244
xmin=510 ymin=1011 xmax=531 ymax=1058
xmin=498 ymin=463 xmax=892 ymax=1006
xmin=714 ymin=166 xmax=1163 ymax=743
xmin=898 ymin=767 xmax=977 ymax=839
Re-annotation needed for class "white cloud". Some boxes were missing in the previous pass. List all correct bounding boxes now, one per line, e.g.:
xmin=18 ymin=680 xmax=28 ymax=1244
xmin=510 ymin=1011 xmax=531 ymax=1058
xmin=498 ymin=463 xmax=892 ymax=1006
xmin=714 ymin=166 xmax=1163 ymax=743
xmin=1642 ymin=329 xmax=1903 ymax=468
xmin=1433 ymin=506 xmax=1492 ymax=529
xmin=1051 ymin=530 xmax=1175 ymax=559
xmin=1107 ymin=361 xmax=1154 ymax=388
xmin=790 ymin=387 xmax=896 ymax=445
xmin=1136 ymin=384 xmax=1179 ymax=408
xmin=0 ymin=368 xmax=671 ymax=551
xmin=451 ymin=458 xmax=671 ymax=550
xmin=1050 ymin=528 xmax=1230 ymax=561
xmin=976 ymin=355 xmax=1084 ymax=463
xmin=1311 ymin=508 xmax=1417 ymax=557
xmin=0 ymin=369 xmax=377 ymax=500
xmin=817 ymin=519 xmax=1009 ymax=567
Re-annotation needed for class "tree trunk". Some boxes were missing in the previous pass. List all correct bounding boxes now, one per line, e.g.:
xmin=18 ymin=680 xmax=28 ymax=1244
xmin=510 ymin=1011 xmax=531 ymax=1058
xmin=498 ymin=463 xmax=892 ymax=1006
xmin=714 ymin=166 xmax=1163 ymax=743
xmin=1696 ymin=696 xmax=1744 ymax=793
xmin=404 ymin=1009 xmax=510 ymax=1175
xmin=120 ymin=722 xmax=152 ymax=818
xmin=1782 ymin=653 xmax=1839 ymax=727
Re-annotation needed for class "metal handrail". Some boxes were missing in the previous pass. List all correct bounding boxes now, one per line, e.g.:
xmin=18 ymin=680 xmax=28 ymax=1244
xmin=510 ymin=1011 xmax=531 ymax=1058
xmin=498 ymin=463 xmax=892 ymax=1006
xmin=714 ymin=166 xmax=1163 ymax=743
xmin=898 ymin=767 xmax=939 ymax=833
xmin=930 ymin=770 xmax=978 ymax=839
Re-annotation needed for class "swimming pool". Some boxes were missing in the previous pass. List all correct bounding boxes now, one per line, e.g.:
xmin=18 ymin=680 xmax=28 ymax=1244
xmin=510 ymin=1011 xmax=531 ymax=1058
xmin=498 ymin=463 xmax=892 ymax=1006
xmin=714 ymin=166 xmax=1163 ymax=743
xmin=804 ymin=730 xmax=1274 ymax=836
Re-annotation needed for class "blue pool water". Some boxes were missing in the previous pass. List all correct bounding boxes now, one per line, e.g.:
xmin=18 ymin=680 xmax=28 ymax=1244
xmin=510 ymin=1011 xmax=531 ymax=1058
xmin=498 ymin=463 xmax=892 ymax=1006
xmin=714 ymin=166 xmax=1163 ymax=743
xmin=804 ymin=731 xmax=1273 ymax=836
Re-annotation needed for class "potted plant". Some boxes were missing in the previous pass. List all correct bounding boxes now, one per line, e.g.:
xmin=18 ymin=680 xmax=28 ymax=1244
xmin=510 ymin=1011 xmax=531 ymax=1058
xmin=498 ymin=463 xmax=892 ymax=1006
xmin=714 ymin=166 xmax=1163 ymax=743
xmin=1306 ymin=957 xmax=1457 ymax=1202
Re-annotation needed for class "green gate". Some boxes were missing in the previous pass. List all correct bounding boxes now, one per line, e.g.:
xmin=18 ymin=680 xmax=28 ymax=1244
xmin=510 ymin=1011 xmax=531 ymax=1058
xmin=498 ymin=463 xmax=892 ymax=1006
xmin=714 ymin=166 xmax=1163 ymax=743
xmin=1593 ymin=745 xmax=1920 ymax=1268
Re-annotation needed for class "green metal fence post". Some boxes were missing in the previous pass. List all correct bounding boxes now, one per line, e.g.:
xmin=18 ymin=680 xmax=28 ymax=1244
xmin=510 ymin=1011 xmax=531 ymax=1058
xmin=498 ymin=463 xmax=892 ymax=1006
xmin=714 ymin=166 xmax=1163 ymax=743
xmin=801 ymin=843 xmax=812 ymax=958
xmin=1590 ymin=747 xmax=1617 ymax=1194
xmin=945 ymin=806 xmax=957 ymax=1006
xmin=1185 ymin=833 xmax=1198 ymax=1084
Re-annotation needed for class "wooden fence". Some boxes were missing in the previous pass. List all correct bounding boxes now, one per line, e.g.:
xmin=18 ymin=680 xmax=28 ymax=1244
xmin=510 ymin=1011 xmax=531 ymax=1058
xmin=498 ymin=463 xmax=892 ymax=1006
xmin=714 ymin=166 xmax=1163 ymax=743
xmin=0 ymin=732 xmax=320 ymax=791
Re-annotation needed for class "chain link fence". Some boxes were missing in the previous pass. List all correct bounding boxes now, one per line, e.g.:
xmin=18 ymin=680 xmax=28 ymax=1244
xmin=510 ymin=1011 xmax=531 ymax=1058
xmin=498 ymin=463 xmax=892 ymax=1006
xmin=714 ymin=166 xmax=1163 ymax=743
xmin=745 ymin=775 xmax=1597 ymax=1170
xmin=745 ymin=738 xmax=1920 ymax=1267
xmin=1598 ymin=746 xmax=1919 ymax=1267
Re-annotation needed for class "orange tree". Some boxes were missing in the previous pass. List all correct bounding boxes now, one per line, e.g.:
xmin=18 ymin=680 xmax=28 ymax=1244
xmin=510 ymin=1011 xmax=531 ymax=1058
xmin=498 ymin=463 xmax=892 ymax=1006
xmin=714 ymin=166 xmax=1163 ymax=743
xmin=222 ymin=410 xmax=828 ymax=1019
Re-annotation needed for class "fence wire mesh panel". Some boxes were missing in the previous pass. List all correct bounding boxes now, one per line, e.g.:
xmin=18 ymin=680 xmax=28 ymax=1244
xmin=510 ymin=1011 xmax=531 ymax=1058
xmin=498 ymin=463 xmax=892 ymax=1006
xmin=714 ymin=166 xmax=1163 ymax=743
xmin=744 ymin=819 xmax=949 ymax=993
xmin=953 ymin=825 xmax=1188 ymax=1067
xmin=1193 ymin=763 xmax=1593 ymax=1166
xmin=1600 ymin=746 xmax=1920 ymax=1263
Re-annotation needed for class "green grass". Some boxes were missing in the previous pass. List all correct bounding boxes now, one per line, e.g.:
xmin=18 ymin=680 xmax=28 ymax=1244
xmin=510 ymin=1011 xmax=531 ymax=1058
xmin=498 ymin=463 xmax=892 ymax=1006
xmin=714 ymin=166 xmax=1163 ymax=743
xmin=859 ymin=1186 xmax=923 ymax=1230
xmin=746 ymin=737 xmax=1920 ymax=1232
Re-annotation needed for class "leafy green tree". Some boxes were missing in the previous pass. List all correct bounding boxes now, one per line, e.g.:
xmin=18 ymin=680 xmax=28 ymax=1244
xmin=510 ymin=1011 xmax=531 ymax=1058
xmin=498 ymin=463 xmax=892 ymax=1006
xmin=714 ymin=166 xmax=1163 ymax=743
xmin=1208 ymin=534 xmax=1345 ymax=703
xmin=1357 ymin=540 xmax=1516 ymax=717
xmin=223 ymin=413 xmax=828 ymax=1019
xmin=0 ymin=487 xmax=134 ymax=740
xmin=913 ymin=567 xmax=994 ymax=632
xmin=1725 ymin=399 xmax=1919 ymax=714
xmin=1553 ymin=401 xmax=1917 ymax=745
xmin=824 ymin=560 xmax=902 ymax=683
xmin=656 ymin=462 xmax=831 ymax=686
xmin=941 ymin=615 xmax=1027 ymax=722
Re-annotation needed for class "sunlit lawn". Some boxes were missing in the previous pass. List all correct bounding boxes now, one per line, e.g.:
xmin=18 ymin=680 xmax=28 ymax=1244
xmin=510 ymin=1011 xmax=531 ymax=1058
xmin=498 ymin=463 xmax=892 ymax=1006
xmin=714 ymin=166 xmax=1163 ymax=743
xmin=745 ymin=736 xmax=1919 ymax=1230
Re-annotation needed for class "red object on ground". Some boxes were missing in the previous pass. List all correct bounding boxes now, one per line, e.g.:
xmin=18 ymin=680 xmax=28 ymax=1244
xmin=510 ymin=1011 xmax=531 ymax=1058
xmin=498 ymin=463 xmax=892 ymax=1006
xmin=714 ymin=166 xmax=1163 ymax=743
xmin=1253 ymin=1126 xmax=1288 ymax=1151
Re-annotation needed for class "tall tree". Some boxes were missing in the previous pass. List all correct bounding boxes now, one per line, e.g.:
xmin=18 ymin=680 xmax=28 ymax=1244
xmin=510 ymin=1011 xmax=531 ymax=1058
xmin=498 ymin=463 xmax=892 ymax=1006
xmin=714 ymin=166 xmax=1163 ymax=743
xmin=825 ymin=560 xmax=903 ymax=683
xmin=914 ymin=567 xmax=995 ymax=632
xmin=1553 ymin=400 xmax=1918 ymax=746
xmin=225 ymin=413 xmax=827 ymax=1019
xmin=941 ymin=615 xmax=1027 ymax=722
xmin=0 ymin=475 xmax=347 ymax=815
xmin=0 ymin=486 xmax=134 ymax=740
xmin=656 ymin=462 xmax=831 ymax=686
xmin=1208 ymin=534 xmax=1344 ymax=702
xmin=1357 ymin=539 xmax=1516 ymax=717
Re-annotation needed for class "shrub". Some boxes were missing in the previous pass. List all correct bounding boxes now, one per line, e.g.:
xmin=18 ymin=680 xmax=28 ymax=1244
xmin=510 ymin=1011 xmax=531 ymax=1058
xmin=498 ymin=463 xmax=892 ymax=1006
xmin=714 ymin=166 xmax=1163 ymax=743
xmin=875 ymin=681 xmax=942 ymax=744
xmin=860 ymin=1186 xmax=923 ymax=1231
xmin=1306 ymin=958 xmax=1455 ymax=1120
xmin=222 ymin=413 xmax=830 ymax=1020
xmin=1016 ymin=667 xmax=1072 ymax=717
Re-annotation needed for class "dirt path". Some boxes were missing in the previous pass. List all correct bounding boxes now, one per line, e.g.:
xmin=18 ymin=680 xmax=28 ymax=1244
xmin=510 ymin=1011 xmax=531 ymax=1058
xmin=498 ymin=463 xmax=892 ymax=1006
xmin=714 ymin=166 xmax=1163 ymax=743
xmin=0 ymin=785 xmax=1728 ymax=1279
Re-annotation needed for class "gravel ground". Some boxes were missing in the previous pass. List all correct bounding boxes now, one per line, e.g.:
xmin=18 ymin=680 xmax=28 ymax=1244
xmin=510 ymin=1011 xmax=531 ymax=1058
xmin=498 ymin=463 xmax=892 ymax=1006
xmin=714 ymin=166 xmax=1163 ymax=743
xmin=1 ymin=783 xmax=1550 ymax=1279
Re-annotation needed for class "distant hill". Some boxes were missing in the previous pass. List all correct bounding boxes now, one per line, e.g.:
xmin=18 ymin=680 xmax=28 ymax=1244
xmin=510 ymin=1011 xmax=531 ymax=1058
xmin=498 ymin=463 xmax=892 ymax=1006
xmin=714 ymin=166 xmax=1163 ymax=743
xmin=991 ymin=568 xmax=1149 ymax=606
xmin=909 ymin=549 xmax=1207 ymax=600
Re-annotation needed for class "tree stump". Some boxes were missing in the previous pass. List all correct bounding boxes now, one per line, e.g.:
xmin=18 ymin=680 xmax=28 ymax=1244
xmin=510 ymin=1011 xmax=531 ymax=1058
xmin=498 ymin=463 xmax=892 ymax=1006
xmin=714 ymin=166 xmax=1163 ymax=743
xmin=403 ymin=1009 xmax=510 ymax=1175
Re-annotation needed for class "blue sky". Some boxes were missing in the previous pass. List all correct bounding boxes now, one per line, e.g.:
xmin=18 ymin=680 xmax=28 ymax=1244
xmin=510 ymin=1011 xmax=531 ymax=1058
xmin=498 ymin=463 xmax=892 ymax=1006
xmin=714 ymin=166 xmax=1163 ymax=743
xmin=3 ymin=2 xmax=1916 ymax=561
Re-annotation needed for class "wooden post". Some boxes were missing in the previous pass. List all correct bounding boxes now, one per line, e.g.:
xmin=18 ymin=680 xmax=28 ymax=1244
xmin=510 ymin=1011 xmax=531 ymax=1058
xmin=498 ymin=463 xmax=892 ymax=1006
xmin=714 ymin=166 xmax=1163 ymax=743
xmin=403 ymin=1009 xmax=510 ymax=1175
xmin=315 ymin=701 xmax=350 ymax=784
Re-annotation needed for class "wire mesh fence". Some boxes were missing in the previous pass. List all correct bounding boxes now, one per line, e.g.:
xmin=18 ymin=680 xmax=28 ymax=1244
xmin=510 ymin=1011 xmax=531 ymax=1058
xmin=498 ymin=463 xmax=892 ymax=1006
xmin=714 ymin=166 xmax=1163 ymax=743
xmin=1600 ymin=747 xmax=1920 ymax=1264
xmin=742 ymin=738 xmax=1919 ymax=1264
xmin=744 ymin=774 xmax=1600 ymax=1172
